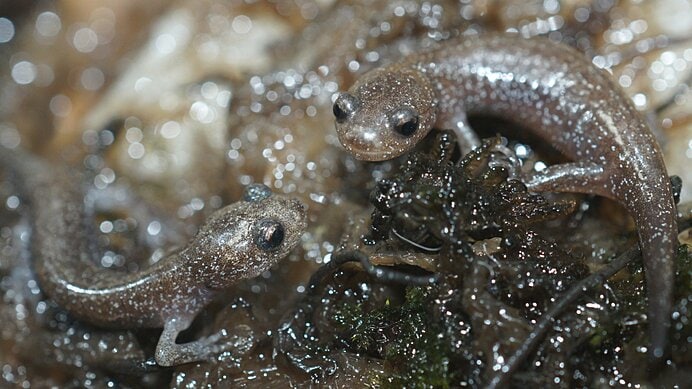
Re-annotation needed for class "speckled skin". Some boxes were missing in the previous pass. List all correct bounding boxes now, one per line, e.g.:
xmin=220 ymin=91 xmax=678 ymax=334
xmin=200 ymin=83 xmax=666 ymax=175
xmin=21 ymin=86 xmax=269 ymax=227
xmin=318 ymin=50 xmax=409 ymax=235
xmin=1 ymin=150 xmax=306 ymax=366
xmin=334 ymin=34 xmax=677 ymax=359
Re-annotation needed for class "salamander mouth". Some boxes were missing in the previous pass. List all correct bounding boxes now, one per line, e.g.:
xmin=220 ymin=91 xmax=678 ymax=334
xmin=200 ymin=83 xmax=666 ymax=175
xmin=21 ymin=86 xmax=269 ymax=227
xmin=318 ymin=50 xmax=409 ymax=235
xmin=343 ymin=144 xmax=403 ymax=161
xmin=335 ymin=123 xmax=407 ymax=161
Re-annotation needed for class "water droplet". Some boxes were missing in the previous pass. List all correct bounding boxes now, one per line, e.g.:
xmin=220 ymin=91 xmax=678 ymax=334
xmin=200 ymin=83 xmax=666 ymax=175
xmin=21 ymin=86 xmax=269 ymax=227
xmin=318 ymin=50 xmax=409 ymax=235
xmin=6 ymin=195 xmax=19 ymax=209
xmin=73 ymin=27 xmax=99 ymax=53
xmin=155 ymin=33 xmax=177 ymax=54
xmin=128 ymin=143 xmax=145 ymax=159
xmin=49 ymin=94 xmax=72 ymax=117
xmin=0 ymin=17 xmax=15 ymax=43
xmin=147 ymin=221 xmax=161 ymax=236
xmin=81 ymin=67 xmax=104 ymax=90
xmin=232 ymin=15 xmax=252 ymax=34
xmin=35 ymin=12 xmax=61 ymax=37
xmin=160 ymin=121 xmax=181 ymax=139
xmin=11 ymin=61 xmax=37 ymax=85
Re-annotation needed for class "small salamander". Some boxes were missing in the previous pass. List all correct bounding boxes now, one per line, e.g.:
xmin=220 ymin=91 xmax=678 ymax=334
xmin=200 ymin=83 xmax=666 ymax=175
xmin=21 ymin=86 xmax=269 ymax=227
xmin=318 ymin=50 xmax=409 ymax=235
xmin=333 ymin=34 xmax=678 ymax=359
xmin=0 ymin=149 xmax=306 ymax=366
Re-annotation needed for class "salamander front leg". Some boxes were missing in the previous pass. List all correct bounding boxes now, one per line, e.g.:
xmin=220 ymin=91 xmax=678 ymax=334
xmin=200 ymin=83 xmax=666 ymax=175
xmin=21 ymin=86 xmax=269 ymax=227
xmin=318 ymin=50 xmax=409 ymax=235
xmin=155 ymin=318 xmax=228 ymax=366
xmin=448 ymin=112 xmax=481 ymax=155
xmin=524 ymin=161 xmax=609 ymax=197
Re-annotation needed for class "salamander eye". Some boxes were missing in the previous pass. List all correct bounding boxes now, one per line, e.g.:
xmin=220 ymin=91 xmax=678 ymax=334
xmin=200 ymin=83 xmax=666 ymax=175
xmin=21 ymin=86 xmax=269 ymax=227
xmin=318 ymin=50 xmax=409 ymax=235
xmin=333 ymin=93 xmax=359 ymax=123
xmin=390 ymin=107 xmax=419 ymax=137
xmin=255 ymin=219 xmax=285 ymax=251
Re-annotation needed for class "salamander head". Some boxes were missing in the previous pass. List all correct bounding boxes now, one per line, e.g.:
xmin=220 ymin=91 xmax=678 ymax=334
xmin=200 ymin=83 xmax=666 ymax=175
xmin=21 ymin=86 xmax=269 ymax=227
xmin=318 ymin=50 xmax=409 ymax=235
xmin=333 ymin=66 xmax=436 ymax=161
xmin=191 ymin=184 xmax=306 ymax=289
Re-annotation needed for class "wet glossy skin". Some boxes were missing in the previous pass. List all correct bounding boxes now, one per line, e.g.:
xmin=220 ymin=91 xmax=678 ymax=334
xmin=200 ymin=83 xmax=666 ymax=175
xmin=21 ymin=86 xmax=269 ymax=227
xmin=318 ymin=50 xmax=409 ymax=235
xmin=0 ymin=150 xmax=306 ymax=366
xmin=334 ymin=34 xmax=677 ymax=359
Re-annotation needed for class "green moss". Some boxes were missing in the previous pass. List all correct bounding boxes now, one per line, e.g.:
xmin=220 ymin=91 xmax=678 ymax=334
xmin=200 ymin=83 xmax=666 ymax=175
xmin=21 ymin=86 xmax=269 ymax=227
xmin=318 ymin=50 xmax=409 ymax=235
xmin=332 ymin=287 xmax=455 ymax=388
xmin=675 ymin=244 xmax=691 ymax=296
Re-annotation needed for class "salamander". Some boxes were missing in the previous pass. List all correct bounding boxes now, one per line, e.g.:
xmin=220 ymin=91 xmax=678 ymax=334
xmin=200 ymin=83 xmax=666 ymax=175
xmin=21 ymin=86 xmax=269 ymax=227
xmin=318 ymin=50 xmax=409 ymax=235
xmin=0 ymin=149 xmax=307 ymax=366
xmin=332 ymin=33 xmax=678 ymax=359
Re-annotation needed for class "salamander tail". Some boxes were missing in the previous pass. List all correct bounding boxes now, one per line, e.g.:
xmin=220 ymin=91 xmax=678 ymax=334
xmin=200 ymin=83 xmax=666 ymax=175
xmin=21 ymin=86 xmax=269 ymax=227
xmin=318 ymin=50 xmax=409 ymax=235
xmin=629 ymin=186 xmax=678 ymax=361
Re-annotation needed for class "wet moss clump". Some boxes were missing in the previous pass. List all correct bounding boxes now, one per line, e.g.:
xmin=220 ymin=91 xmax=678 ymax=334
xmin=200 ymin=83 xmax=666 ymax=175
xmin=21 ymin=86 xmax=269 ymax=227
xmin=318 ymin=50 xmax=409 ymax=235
xmin=331 ymin=286 xmax=459 ymax=387
xmin=368 ymin=133 xmax=588 ymax=309
xmin=277 ymin=131 xmax=691 ymax=387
